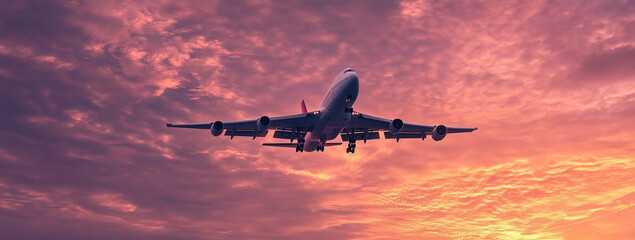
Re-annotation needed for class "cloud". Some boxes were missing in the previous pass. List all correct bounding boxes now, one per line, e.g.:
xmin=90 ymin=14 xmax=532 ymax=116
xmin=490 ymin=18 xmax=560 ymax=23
xmin=0 ymin=0 xmax=633 ymax=239
xmin=343 ymin=157 xmax=635 ymax=239
xmin=572 ymin=46 xmax=635 ymax=84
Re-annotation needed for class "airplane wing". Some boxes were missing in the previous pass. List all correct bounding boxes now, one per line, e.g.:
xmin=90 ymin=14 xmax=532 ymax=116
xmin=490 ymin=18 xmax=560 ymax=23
xmin=342 ymin=112 xmax=477 ymax=141
xmin=166 ymin=111 xmax=320 ymax=140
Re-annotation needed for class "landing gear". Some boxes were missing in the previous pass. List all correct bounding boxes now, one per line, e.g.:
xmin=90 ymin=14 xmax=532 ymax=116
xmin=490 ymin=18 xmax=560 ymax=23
xmin=295 ymin=138 xmax=305 ymax=152
xmin=346 ymin=139 xmax=356 ymax=154
xmin=316 ymin=140 xmax=325 ymax=152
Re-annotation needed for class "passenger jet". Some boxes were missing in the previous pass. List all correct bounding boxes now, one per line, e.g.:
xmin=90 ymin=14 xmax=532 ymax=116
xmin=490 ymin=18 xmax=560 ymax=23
xmin=167 ymin=68 xmax=477 ymax=153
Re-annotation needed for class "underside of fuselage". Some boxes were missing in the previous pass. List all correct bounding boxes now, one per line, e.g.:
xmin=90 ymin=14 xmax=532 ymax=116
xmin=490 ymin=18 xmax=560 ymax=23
xmin=303 ymin=69 xmax=359 ymax=152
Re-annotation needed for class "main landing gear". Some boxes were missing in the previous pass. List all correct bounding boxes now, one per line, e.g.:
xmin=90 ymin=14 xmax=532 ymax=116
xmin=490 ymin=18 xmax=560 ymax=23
xmin=315 ymin=140 xmax=325 ymax=152
xmin=316 ymin=145 xmax=325 ymax=152
xmin=346 ymin=139 xmax=356 ymax=154
xmin=295 ymin=138 xmax=305 ymax=152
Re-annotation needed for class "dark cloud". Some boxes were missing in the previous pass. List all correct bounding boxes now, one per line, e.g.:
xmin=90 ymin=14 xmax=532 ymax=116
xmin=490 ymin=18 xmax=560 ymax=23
xmin=574 ymin=46 xmax=635 ymax=83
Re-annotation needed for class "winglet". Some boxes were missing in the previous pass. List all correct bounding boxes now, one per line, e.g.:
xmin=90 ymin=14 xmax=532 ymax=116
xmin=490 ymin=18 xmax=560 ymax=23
xmin=301 ymin=100 xmax=308 ymax=114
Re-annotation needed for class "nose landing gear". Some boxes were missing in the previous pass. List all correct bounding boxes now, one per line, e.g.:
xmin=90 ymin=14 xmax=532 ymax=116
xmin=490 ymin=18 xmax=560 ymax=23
xmin=346 ymin=139 xmax=356 ymax=154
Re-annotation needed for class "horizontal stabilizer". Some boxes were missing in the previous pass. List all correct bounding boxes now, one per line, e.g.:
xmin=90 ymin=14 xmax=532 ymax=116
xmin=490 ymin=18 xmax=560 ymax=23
xmin=263 ymin=142 xmax=342 ymax=148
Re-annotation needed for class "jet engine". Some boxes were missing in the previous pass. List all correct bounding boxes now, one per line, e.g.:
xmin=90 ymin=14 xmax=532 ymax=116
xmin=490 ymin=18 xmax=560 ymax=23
xmin=257 ymin=116 xmax=271 ymax=132
xmin=432 ymin=125 xmax=447 ymax=141
xmin=211 ymin=121 xmax=224 ymax=136
xmin=389 ymin=118 xmax=404 ymax=134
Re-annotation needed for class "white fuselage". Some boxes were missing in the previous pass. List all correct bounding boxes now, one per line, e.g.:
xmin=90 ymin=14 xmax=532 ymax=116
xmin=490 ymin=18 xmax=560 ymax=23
xmin=303 ymin=68 xmax=359 ymax=152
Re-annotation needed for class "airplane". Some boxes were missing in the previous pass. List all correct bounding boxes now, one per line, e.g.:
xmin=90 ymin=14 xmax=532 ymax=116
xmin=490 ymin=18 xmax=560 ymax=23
xmin=167 ymin=68 xmax=477 ymax=153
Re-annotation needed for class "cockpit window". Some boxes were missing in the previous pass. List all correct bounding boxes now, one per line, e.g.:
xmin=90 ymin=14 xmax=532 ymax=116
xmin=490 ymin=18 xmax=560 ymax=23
xmin=344 ymin=69 xmax=355 ymax=73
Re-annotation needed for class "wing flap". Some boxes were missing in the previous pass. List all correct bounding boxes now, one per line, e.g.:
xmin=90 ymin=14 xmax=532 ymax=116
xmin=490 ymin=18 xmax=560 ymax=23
xmin=262 ymin=142 xmax=342 ymax=148
xmin=262 ymin=143 xmax=298 ymax=148
xmin=166 ymin=123 xmax=211 ymax=129
xmin=273 ymin=129 xmax=310 ymax=140
xmin=384 ymin=132 xmax=425 ymax=139
xmin=225 ymin=130 xmax=268 ymax=137
xmin=273 ymin=130 xmax=294 ymax=139
xmin=340 ymin=131 xmax=380 ymax=141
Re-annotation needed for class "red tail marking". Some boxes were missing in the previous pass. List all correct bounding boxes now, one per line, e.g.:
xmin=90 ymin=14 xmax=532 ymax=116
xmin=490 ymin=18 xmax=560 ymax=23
xmin=301 ymin=100 xmax=308 ymax=114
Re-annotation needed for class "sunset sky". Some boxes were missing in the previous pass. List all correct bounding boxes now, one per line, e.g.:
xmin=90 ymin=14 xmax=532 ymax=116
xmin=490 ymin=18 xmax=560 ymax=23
xmin=1 ymin=0 xmax=634 ymax=239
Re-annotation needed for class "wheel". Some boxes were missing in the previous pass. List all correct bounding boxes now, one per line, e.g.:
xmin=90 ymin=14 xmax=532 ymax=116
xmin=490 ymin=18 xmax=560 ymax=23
xmin=346 ymin=148 xmax=350 ymax=153
xmin=351 ymin=149 xmax=355 ymax=153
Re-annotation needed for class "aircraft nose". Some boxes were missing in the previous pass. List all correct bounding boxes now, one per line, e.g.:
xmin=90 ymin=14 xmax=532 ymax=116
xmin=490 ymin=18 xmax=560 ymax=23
xmin=347 ymin=73 xmax=359 ymax=88
xmin=349 ymin=73 xmax=358 ymax=83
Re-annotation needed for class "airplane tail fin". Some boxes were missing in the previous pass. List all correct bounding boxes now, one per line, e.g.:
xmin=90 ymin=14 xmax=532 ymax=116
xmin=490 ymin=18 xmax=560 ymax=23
xmin=301 ymin=100 xmax=308 ymax=114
